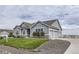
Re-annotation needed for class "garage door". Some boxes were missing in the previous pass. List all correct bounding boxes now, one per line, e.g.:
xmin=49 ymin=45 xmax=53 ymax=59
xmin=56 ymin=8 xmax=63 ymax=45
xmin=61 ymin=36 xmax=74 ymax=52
xmin=49 ymin=30 xmax=58 ymax=39
xmin=53 ymin=31 xmax=58 ymax=38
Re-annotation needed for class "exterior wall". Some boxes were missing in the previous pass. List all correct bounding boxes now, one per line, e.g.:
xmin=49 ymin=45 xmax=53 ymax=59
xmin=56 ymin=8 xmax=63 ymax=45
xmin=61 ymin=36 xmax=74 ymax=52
xmin=21 ymin=23 xmax=26 ymax=28
xmin=30 ymin=22 xmax=49 ymax=37
xmin=21 ymin=29 xmax=27 ymax=37
xmin=30 ymin=22 xmax=62 ymax=39
xmin=51 ymin=20 xmax=61 ymax=30
xmin=13 ymin=27 xmax=21 ymax=36
xmin=58 ymin=30 xmax=62 ymax=37
xmin=13 ymin=27 xmax=27 ymax=37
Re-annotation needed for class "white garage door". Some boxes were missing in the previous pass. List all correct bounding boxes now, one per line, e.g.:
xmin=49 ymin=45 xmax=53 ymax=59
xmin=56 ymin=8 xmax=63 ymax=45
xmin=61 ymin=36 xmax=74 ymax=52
xmin=49 ymin=30 xmax=58 ymax=39
xmin=53 ymin=31 xmax=58 ymax=38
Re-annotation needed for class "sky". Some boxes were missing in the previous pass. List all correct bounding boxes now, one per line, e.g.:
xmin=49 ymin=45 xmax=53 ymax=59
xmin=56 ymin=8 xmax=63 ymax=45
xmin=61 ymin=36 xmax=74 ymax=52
xmin=0 ymin=5 xmax=79 ymax=35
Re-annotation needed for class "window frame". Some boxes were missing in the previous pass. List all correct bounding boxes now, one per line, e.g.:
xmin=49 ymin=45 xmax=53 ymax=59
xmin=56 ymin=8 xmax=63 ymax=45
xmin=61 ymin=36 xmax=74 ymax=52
xmin=36 ymin=28 xmax=43 ymax=32
xmin=41 ymin=28 xmax=43 ymax=32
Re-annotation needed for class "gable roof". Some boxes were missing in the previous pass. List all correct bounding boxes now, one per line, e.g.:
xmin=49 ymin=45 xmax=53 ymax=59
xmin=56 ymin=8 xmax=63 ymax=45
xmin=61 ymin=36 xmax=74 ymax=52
xmin=43 ymin=20 xmax=56 ymax=26
xmin=43 ymin=19 xmax=62 ymax=30
xmin=13 ymin=25 xmax=21 ymax=29
xmin=20 ymin=22 xmax=32 ymax=29
xmin=20 ymin=22 xmax=32 ymax=27
xmin=14 ymin=22 xmax=32 ymax=29
xmin=31 ymin=19 xmax=62 ymax=30
xmin=14 ymin=19 xmax=62 ymax=30
xmin=56 ymin=19 xmax=62 ymax=30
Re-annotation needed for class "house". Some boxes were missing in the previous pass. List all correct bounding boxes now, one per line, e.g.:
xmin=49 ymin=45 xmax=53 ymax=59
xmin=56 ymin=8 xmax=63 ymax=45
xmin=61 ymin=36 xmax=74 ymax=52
xmin=0 ymin=31 xmax=9 ymax=39
xmin=13 ymin=19 xmax=62 ymax=39
xmin=13 ymin=22 xmax=31 ymax=37
xmin=0 ymin=29 xmax=13 ymax=39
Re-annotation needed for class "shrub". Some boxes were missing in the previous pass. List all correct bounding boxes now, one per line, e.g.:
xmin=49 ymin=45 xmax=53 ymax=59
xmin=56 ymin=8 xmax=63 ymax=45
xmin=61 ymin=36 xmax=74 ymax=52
xmin=12 ymin=35 xmax=16 ymax=38
xmin=17 ymin=36 xmax=20 ymax=38
xmin=33 ymin=32 xmax=45 ymax=38
xmin=17 ymin=36 xmax=24 ymax=38
xmin=33 ymin=32 xmax=36 ymax=37
xmin=40 ymin=32 xmax=45 ymax=36
xmin=8 ymin=32 xmax=13 ymax=37
xmin=0 ymin=37 xmax=3 ymax=39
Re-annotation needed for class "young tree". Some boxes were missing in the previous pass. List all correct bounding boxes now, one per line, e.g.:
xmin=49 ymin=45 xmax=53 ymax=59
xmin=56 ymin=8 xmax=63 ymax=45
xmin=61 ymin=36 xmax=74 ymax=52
xmin=8 ymin=32 xmax=13 ymax=37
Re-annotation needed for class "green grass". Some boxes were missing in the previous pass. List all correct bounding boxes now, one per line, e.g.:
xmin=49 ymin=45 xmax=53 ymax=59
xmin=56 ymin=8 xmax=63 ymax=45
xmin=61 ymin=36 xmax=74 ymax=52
xmin=0 ymin=38 xmax=48 ymax=49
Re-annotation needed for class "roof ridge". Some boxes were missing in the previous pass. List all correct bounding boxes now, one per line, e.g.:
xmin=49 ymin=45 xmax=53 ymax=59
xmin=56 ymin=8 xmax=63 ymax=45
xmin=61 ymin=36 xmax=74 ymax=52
xmin=42 ymin=19 xmax=57 ymax=22
xmin=22 ymin=22 xmax=32 ymax=25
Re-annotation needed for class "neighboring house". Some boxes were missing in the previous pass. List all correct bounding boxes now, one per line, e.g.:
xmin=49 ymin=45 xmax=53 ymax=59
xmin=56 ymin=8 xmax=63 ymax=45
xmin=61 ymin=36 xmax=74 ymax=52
xmin=0 ymin=31 xmax=9 ymax=39
xmin=0 ymin=29 xmax=13 ymax=39
xmin=13 ymin=19 xmax=62 ymax=39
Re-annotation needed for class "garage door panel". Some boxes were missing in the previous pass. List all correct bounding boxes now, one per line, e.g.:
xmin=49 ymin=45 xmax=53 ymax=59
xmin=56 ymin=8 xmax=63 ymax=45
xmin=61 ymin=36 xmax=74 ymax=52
xmin=49 ymin=30 xmax=58 ymax=39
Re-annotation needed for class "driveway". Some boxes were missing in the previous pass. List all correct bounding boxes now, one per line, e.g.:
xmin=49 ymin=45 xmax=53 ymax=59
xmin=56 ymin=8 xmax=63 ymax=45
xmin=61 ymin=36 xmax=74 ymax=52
xmin=35 ymin=40 xmax=70 ymax=54
xmin=65 ymin=39 xmax=79 ymax=54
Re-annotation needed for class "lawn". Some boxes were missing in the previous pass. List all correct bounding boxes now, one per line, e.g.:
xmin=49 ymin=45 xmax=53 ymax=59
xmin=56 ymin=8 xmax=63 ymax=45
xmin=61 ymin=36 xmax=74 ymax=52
xmin=0 ymin=38 xmax=48 ymax=49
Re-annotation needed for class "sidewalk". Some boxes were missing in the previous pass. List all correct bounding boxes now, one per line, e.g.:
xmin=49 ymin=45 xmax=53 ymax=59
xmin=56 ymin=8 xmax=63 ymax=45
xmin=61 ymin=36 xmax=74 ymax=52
xmin=65 ymin=40 xmax=79 ymax=54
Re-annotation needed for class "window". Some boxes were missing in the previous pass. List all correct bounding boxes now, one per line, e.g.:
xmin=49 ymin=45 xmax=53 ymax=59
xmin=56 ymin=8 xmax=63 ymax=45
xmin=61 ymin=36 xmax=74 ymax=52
xmin=21 ymin=29 xmax=23 ymax=31
xmin=36 ymin=29 xmax=40 ymax=32
xmin=41 ymin=28 xmax=43 ymax=32
xmin=16 ymin=31 xmax=19 ymax=34
xmin=36 ymin=29 xmax=38 ymax=32
xmin=23 ymin=31 xmax=25 ymax=35
xmin=36 ymin=28 xmax=43 ymax=32
xmin=38 ymin=29 xmax=40 ymax=32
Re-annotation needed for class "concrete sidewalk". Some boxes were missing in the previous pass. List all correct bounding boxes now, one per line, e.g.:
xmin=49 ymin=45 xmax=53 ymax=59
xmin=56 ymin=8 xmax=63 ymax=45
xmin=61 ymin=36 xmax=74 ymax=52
xmin=65 ymin=40 xmax=79 ymax=54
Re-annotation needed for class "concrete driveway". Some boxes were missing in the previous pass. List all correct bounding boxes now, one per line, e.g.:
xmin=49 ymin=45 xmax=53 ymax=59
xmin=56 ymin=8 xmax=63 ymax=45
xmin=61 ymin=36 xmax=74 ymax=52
xmin=65 ymin=39 xmax=79 ymax=54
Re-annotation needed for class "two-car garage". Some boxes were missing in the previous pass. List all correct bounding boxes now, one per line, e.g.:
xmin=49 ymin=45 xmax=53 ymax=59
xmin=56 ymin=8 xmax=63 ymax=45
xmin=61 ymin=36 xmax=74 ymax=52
xmin=49 ymin=29 xmax=61 ymax=39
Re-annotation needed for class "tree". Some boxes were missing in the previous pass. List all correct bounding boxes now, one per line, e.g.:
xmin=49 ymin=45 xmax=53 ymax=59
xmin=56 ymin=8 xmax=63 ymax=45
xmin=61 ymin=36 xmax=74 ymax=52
xmin=8 ymin=32 xmax=13 ymax=37
xmin=33 ymin=32 xmax=45 ymax=38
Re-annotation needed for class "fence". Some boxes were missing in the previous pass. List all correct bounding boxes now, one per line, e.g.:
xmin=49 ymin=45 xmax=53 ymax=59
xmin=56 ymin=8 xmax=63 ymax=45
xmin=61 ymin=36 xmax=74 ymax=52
xmin=62 ymin=35 xmax=79 ymax=39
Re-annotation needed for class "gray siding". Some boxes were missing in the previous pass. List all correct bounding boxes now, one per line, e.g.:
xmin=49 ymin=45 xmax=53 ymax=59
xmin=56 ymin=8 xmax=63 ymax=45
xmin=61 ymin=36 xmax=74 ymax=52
xmin=21 ymin=23 xmax=26 ymax=28
xmin=13 ymin=28 xmax=21 ymax=36
xmin=30 ymin=22 xmax=49 ymax=37
xmin=13 ymin=27 xmax=27 ymax=37
xmin=51 ymin=20 xmax=61 ymax=30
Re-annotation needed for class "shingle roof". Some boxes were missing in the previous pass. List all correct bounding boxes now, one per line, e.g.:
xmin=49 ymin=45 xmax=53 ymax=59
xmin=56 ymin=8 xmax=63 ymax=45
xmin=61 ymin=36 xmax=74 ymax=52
xmin=14 ymin=19 xmax=62 ymax=30
xmin=41 ymin=19 xmax=60 ymax=30
xmin=20 ymin=22 xmax=32 ymax=29
xmin=41 ymin=19 xmax=62 ymax=30
xmin=42 ymin=20 xmax=56 ymax=26
xmin=13 ymin=25 xmax=20 ymax=29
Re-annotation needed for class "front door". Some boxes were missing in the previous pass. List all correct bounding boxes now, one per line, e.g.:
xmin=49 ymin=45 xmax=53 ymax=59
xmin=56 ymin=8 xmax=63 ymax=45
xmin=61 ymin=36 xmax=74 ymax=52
xmin=27 ymin=29 xmax=30 ymax=37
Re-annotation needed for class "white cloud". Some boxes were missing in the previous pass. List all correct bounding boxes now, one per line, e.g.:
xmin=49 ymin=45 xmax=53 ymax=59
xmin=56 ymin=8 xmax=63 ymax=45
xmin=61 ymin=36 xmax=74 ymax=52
xmin=0 ymin=5 xmax=79 ymax=30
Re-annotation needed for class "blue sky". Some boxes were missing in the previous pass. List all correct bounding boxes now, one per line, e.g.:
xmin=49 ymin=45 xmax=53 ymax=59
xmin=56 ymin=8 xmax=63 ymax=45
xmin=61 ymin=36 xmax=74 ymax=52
xmin=0 ymin=5 xmax=79 ymax=31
